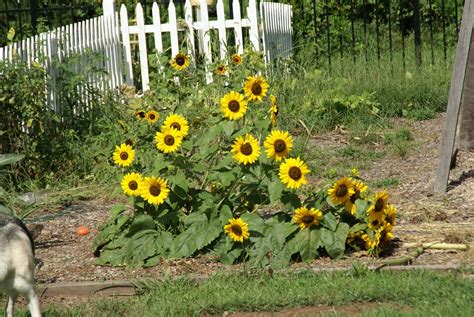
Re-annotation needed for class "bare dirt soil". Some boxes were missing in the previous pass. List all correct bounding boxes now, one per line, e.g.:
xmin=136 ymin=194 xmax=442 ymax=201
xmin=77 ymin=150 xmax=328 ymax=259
xmin=23 ymin=113 xmax=473 ymax=315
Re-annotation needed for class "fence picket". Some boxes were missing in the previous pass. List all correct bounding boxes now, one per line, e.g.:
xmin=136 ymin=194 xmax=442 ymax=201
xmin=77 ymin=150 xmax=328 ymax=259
xmin=247 ymin=0 xmax=259 ymax=51
xmin=199 ymin=0 xmax=213 ymax=83
xmin=232 ymin=0 xmax=244 ymax=54
xmin=152 ymin=2 xmax=164 ymax=54
xmin=184 ymin=0 xmax=196 ymax=59
xmin=216 ymin=0 xmax=227 ymax=60
xmin=169 ymin=0 xmax=179 ymax=58
xmin=136 ymin=4 xmax=150 ymax=91
xmin=120 ymin=5 xmax=134 ymax=85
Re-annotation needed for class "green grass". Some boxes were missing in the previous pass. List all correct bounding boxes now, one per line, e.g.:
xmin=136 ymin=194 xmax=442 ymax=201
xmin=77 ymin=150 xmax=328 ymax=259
xmin=19 ymin=269 xmax=473 ymax=316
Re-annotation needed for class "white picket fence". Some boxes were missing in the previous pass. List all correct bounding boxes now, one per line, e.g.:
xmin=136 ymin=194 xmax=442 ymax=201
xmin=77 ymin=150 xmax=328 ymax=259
xmin=0 ymin=0 xmax=293 ymax=107
xmin=0 ymin=14 xmax=123 ymax=111
xmin=120 ymin=0 xmax=260 ymax=90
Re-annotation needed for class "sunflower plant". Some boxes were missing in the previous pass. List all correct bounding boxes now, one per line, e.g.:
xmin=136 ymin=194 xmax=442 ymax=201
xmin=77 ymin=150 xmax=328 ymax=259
xmin=94 ymin=48 xmax=397 ymax=268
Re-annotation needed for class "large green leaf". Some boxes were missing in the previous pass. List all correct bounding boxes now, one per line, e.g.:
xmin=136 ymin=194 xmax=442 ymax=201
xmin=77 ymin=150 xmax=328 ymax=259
xmin=268 ymin=180 xmax=284 ymax=203
xmin=128 ymin=214 xmax=155 ymax=236
xmin=322 ymin=212 xmax=337 ymax=231
xmin=321 ymin=223 xmax=350 ymax=259
xmin=355 ymin=199 xmax=369 ymax=220
xmin=241 ymin=213 xmax=265 ymax=234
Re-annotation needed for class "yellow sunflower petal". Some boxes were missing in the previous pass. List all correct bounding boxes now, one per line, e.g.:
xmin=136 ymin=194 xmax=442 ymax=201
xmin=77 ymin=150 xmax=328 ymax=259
xmin=231 ymin=134 xmax=261 ymax=165
xmin=170 ymin=52 xmax=190 ymax=71
xmin=264 ymin=130 xmax=293 ymax=161
xmin=140 ymin=176 xmax=170 ymax=205
xmin=121 ymin=172 xmax=143 ymax=197
xmin=278 ymin=157 xmax=310 ymax=189
xmin=145 ymin=110 xmax=160 ymax=124
xmin=220 ymin=91 xmax=248 ymax=120
xmin=328 ymin=177 xmax=355 ymax=205
xmin=155 ymin=128 xmax=183 ymax=153
xmin=224 ymin=218 xmax=250 ymax=242
xmin=162 ymin=113 xmax=189 ymax=137
xmin=243 ymin=75 xmax=269 ymax=102
xmin=293 ymin=206 xmax=323 ymax=229
xmin=112 ymin=143 xmax=135 ymax=167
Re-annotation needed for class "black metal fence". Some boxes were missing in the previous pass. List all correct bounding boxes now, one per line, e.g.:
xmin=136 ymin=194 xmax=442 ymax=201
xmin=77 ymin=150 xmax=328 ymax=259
xmin=0 ymin=0 xmax=99 ymax=47
xmin=276 ymin=0 xmax=463 ymax=71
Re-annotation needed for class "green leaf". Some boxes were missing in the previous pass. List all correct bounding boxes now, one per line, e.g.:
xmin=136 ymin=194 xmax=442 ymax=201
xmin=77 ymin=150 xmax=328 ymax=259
xmin=241 ymin=213 xmax=265 ymax=234
xmin=218 ymin=205 xmax=233 ymax=224
xmin=221 ymin=120 xmax=236 ymax=137
xmin=268 ymin=180 xmax=284 ymax=203
xmin=111 ymin=204 xmax=127 ymax=217
xmin=183 ymin=212 xmax=207 ymax=226
xmin=128 ymin=214 xmax=155 ymax=235
xmin=355 ymin=199 xmax=369 ymax=220
xmin=297 ymin=229 xmax=322 ymax=262
xmin=169 ymin=229 xmax=196 ymax=258
xmin=7 ymin=27 xmax=15 ymax=42
xmin=270 ymin=222 xmax=298 ymax=248
xmin=218 ymin=171 xmax=236 ymax=187
xmin=193 ymin=217 xmax=222 ymax=250
xmin=0 ymin=154 xmax=24 ymax=166
xmin=321 ymin=223 xmax=350 ymax=259
xmin=280 ymin=191 xmax=300 ymax=209
xmin=322 ymin=212 xmax=337 ymax=231
xmin=219 ymin=246 xmax=243 ymax=265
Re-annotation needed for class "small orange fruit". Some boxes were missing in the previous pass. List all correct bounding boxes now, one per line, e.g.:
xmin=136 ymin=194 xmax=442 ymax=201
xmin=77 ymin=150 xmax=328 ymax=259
xmin=76 ymin=226 xmax=90 ymax=236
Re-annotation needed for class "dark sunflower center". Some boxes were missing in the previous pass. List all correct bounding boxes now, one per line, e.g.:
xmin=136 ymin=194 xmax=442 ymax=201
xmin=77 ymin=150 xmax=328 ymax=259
xmin=149 ymin=185 xmax=161 ymax=197
xmin=336 ymin=185 xmax=348 ymax=197
xmin=289 ymin=167 xmax=302 ymax=180
xmin=302 ymin=215 xmax=314 ymax=224
xmin=125 ymin=139 xmax=134 ymax=146
xmin=218 ymin=66 xmax=225 ymax=72
xmin=228 ymin=100 xmax=240 ymax=112
xmin=176 ymin=56 xmax=185 ymax=66
xmin=350 ymin=190 xmax=360 ymax=203
xmin=138 ymin=111 xmax=145 ymax=118
xmin=371 ymin=219 xmax=380 ymax=227
xmin=240 ymin=143 xmax=253 ymax=156
xmin=164 ymin=135 xmax=175 ymax=146
xmin=251 ymin=83 xmax=262 ymax=95
xmin=233 ymin=56 xmax=240 ymax=63
xmin=128 ymin=181 xmax=138 ymax=191
xmin=231 ymin=225 xmax=242 ymax=236
xmin=149 ymin=114 xmax=156 ymax=120
xmin=120 ymin=152 xmax=129 ymax=160
xmin=171 ymin=122 xmax=181 ymax=130
xmin=274 ymin=139 xmax=287 ymax=153
xmin=374 ymin=199 xmax=384 ymax=212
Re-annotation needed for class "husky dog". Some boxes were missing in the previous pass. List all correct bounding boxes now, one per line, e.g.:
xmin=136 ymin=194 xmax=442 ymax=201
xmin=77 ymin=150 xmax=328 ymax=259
xmin=0 ymin=213 xmax=41 ymax=317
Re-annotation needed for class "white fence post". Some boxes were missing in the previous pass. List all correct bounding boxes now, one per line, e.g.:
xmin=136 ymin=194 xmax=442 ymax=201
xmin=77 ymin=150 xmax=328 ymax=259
xmin=103 ymin=0 xmax=116 ymax=17
xmin=120 ymin=5 xmax=134 ymax=86
xmin=136 ymin=4 xmax=150 ymax=91
xmin=232 ymin=0 xmax=244 ymax=54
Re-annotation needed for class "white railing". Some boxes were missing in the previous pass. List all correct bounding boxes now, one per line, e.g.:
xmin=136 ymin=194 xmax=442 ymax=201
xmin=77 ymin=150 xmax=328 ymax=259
xmin=120 ymin=0 xmax=260 ymax=90
xmin=0 ymin=13 xmax=123 ymax=111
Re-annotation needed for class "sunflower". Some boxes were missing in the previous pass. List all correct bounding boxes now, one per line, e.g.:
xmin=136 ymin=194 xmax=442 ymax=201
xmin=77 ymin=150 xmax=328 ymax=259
xmin=145 ymin=110 xmax=159 ymax=124
xmin=279 ymin=157 xmax=310 ymax=190
xmin=121 ymin=172 xmax=143 ymax=197
xmin=231 ymin=134 xmax=261 ymax=165
xmin=170 ymin=52 xmax=190 ymax=71
xmin=293 ymin=206 xmax=323 ymax=229
xmin=224 ymin=218 xmax=250 ymax=242
xmin=344 ymin=179 xmax=368 ymax=215
xmin=162 ymin=113 xmax=189 ymax=137
xmin=367 ymin=212 xmax=385 ymax=230
xmin=231 ymin=53 xmax=242 ymax=65
xmin=140 ymin=176 xmax=170 ymax=205
xmin=134 ymin=110 xmax=145 ymax=120
xmin=220 ymin=91 xmax=248 ymax=120
xmin=269 ymin=95 xmax=278 ymax=126
xmin=384 ymin=204 xmax=397 ymax=226
xmin=215 ymin=64 xmax=227 ymax=76
xmin=112 ymin=143 xmax=135 ymax=167
xmin=380 ymin=222 xmax=394 ymax=243
xmin=367 ymin=190 xmax=389 ymax=215
xmin=328 ymin=177 xmax=355 ymax=205
xmin=361 ymin=232 xmax=381 ymax=250
xmin=243 ymin=76 xmax=269 ymax=102
xmin=155 ymin=128 xmax=183 ymax=153
xmin=264 ymin=130 xmax=293 ymax=161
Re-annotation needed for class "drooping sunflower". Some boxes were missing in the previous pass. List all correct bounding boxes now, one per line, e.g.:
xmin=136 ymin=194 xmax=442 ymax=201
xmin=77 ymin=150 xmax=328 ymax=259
xmin=121 ymin=172 xmax=143 ymax=197
xmin=293 ymin=206 xmax=323 ymax=230
xmin=243 ymin=75 xmax=269 ymax=102
xmin=279 ymin=157 xmax=310 ymax=190
xmin=231 ymin=53 xmax=242 ymax=65
xmin=264 ymin=130 xmax=293 ymax=161
xmin=269 ymin=95 xmax=278 ymax=126
xmin=367 ymin=190 xmax=389 ymax=215
xmin=384 ymin=204 xmax=397 ymax=226
xmin=231 ymin=134 xmax=261 ymax=165
xmin=344 ymin=179 xmax=368 ymax=215
xmin=140 ymin=176 xmax=170 ymax=205
xmin=134 ymin=110 xmax=145 ymax=120
xmin=112 ymin=143 xmax=135 ymax=167
xmin=220 ymin=91 xmax=248 ymax=120
xmin=215 ymin=64 xmax=227 ymax=76
xmin=170 ymin=52 xmax=190 ymax=71
xmin=380 ymin=222 xmax=394 ymax=244
xmin=145 ymin=110 xmax=159 ymax=124
xmin=155 ymin=128 xmax=183 ymax=153
xmin=328 ymin=177 xmax=355 ymax=205
xmin=361 ymin=232 xmax=381 ymax=250
xmin=367 ymin=211 xmax=385 ymax=230
xmin=351 ymin=167 xmax=360 ymax=177
xmin=162 ymin=113 xmax=189 ymax=137
xmin=224 ymin=218 xmax=250 ymax=242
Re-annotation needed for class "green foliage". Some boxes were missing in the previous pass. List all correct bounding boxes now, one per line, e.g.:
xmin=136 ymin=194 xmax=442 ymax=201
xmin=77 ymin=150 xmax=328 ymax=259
xmin=94 ymin=48 xmax=396 ymax=269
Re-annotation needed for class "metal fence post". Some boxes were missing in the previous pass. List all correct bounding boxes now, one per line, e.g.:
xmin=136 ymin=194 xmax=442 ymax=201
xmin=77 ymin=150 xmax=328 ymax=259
xmin=29 ymin=0 xmax=38 ymax=33
xmin=413 ymin=0 xmax=422 ymax=68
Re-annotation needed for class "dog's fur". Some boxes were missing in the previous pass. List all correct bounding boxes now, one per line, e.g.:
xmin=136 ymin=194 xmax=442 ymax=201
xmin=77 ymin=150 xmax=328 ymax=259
xmin=0 ymin=213 xmax=41 ymax=317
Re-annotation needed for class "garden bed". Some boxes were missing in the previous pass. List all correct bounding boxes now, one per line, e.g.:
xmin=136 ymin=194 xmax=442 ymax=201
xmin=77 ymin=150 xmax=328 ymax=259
xmin=28 ymin=113 xmax=473 ymax=287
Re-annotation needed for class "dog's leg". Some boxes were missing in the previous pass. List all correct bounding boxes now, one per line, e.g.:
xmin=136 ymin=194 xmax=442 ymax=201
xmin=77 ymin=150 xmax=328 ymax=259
xmin=5 ymin=293 xmax=17 ymax=317
xmin=27 ymin=288 xmax=41 ymax=317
